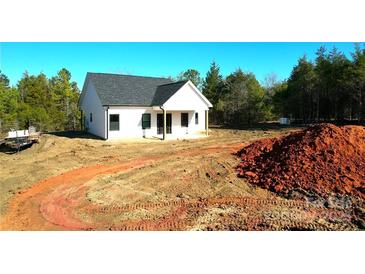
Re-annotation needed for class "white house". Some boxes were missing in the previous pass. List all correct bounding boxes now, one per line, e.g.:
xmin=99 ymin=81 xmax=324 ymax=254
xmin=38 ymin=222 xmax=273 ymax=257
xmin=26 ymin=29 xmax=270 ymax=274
xmin=79 ymin=73 xmax=213 ymax=140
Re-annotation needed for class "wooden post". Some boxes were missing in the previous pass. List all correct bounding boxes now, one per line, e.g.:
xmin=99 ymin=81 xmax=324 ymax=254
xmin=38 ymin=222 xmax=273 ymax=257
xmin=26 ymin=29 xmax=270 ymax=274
xmin=205 ymin=110 xmax=209 ymax=136
xmin=163 ymin=108 xmax=167 ymax=140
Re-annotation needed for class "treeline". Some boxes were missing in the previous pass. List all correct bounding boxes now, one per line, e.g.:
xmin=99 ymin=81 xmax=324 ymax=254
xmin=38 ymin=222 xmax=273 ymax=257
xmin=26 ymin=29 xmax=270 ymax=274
xmin=0 ymin=69 xmax=80 ymax=132
xmin=177 ymin=44 xmax=365 ymax=126
xmin=177 ymin=64 xmax=272 ymax=126
xmin=1 ymin=44 xmax=364 ymax=133
xmin=274 ymin=45 xmax=365 ymax=122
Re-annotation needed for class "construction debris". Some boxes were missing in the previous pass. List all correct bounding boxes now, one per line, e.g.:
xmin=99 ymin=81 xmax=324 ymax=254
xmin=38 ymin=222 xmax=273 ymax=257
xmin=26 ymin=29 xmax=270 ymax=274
xmin=1 ymin=127 xmax=41 ymax=151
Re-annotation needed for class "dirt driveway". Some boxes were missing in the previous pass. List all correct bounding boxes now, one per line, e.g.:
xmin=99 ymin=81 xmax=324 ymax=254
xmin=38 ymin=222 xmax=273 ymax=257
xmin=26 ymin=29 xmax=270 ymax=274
xmin=0 ymin=128 xmax=356 ymax=230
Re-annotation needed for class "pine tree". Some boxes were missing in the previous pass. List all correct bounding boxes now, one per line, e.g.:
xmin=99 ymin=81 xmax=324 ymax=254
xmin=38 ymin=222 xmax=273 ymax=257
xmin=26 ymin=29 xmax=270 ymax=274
xmin=286 ymin=56 xmax=316 ymax=122
xmin=0 ymin=71 xmax=19 ymax=131
xmin=222 ymin=69 xmax=266 ymax=126
xmin=350 ymin=43 xmax=365 ymax=120
xmin=202 ymin=61 xmax=224 ymax=105
xmin=49 ymin=68 xmax=80 ymax=130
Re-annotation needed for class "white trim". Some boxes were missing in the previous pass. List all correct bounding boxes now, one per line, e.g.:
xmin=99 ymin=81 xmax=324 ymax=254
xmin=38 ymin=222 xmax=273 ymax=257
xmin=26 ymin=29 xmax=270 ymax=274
xmin=162 ymin=80 xmax=213 ymax=109
xmin=78 ymin=73 xmax=90 ymax=107
xmin=185 ymin=80 xmax=213 ymax=108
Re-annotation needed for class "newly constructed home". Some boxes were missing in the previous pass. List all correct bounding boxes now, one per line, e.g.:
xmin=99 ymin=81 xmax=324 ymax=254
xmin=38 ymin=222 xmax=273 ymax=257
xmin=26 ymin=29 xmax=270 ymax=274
xmin=79 ymin=73 xmax=213 ymax=140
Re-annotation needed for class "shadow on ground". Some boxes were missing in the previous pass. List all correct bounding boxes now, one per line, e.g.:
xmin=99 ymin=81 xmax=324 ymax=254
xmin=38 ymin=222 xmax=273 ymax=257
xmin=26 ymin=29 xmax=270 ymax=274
xmin=47 ymin=131 xmax=104 ymax=140
xmin=0 ymin=143 xmax=34 ymax=154
xmin=210 ymin=122 xmax=304 ymax=131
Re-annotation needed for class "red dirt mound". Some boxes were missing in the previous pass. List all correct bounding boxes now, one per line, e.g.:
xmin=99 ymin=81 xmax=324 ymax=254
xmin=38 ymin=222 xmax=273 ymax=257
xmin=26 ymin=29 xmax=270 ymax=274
xmin=237 ymin=124 xmax=365 ymax=199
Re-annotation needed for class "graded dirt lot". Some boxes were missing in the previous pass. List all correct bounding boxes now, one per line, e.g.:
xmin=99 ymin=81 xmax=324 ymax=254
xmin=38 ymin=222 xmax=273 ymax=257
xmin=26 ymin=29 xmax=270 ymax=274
xmin=0 ymin=127 xmax=361 ymax=230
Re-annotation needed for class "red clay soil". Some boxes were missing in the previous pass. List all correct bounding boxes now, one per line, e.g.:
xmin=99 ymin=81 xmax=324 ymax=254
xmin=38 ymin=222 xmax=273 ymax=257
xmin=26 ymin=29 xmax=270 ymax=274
xmin=0 ymin=143 xmax=243 ymax=231
xmin=237 ymin=124 xmax=365 ymax=199
xmin=1 ymin=140 xmax=355 ymax=231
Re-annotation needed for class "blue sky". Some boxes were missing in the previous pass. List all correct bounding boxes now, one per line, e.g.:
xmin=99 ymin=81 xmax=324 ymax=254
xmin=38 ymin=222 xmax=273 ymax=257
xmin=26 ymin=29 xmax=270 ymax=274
xmin=0 ymin=42 xmax=360 ymax=88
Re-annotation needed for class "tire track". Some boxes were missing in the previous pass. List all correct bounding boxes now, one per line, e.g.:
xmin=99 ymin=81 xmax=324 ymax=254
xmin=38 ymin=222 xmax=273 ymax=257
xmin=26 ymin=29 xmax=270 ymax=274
xmin=0 ymin=143 xmax=244 ymax=230
xmin=79 ymin=197 xmax=351 ymax=231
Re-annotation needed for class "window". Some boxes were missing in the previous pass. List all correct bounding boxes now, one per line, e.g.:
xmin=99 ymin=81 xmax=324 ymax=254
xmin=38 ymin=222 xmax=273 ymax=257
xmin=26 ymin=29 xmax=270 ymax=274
xmin=195 ymin=112 xmax=199 ymax=125
xmin=109 ymin=114 xmax=119 ymax=131
xmin=89 ymin=113 xmax=93 ymax=123
xmin=181 ymin=113 xmax=188 ymax=127
xmin=142 ymin=113 xmax=151 ymax=129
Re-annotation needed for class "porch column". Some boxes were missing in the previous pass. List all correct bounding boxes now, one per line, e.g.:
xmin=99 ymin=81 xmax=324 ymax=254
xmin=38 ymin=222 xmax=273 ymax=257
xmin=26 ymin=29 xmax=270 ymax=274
xmin=205 ymin=110 xmax=209 ymax=136
xmin=163 ymin=108 xmax=167 ymax=140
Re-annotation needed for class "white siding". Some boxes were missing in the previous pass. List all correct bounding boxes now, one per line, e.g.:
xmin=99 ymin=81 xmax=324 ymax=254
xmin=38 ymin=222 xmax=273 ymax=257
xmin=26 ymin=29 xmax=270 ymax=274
xmin=192 ymin=109 xmax=207 ymax=132
xmin=163 ymin=82 xmax=208 ymax=134
xmin=163 ymin=82 xmax=209 ymax=111
xmin=105 ymin=108 xmax=207 ymax=139
xmin=80 ymin=80 xmax=211 ymax=140
xmin=80 ymin=82 xmax=106 ymax=139
xmin=107 ymin=107 xmax=155 ymax=139
xmin=170 ymin=111 xmax=204 ymax=136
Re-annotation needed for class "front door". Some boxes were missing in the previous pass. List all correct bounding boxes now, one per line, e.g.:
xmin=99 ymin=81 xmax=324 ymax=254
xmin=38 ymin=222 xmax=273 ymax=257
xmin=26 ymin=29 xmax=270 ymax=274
xmin=157 ymin=113 xmax=172 ymax=134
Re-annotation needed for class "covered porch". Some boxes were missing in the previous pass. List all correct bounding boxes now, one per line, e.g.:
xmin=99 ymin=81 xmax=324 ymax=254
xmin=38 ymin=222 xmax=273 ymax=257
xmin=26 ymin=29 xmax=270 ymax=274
xmin=151 ymin=106 xmax=209 ymax=140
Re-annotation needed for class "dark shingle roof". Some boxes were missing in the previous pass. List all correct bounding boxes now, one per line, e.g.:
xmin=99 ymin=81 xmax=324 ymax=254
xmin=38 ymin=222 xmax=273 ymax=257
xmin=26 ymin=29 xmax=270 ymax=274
xmin=151 ymin=80 xmax=188 ymax=105
xmin=86 ymin=73 xmax=187 ymax=106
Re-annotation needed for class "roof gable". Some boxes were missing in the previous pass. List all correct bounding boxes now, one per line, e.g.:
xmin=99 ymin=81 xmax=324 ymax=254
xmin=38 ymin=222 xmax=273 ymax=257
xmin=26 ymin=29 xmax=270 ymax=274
xmin=82 ymin=73 xmax=212 ymax=108
xmin=151 ymin=80 xmax=188 ymax=106
xmin=162 ymin=81 xmax=212 ymax=110
xmin=86 ymin=73 xmax=174 ymax=106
